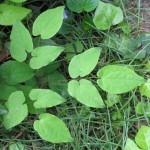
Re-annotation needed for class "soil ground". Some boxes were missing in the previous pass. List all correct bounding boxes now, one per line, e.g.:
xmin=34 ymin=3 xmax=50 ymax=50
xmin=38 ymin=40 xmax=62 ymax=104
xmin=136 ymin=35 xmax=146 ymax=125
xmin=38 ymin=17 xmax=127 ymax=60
xmin=127 ymin=0 xmax=150 ymax=32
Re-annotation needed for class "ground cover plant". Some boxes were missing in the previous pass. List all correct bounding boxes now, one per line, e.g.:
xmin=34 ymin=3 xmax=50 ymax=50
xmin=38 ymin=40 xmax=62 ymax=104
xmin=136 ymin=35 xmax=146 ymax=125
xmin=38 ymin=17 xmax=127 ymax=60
xmin=0 ymin=0 xmax=150 ymax=149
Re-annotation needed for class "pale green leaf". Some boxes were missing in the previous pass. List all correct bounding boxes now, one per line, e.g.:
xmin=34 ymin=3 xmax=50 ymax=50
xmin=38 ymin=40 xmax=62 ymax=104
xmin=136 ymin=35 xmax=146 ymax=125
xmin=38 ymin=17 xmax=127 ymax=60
xmin=125 ymin=138 xmax=141 ymax=150
xmin=32 ymin=6 xmax=64 ymax=39
xmin=97 ymin=65 xmax=145 ymax=94
xmin=69 ymin=47 xmax=101 ymax=78
xmin=29 ymin=89 xmax=66 ymax=108
xmin=0 ymin=61 xmax=34 ymax=85
xmin=67 ymin=0 xmax=98 ymax=13
xmin=3 ymin=91 xmax=28 ymax=129
xmin=34 ymin=113 xmax=73 ymax=143
xmin=30 ymin=46 xmax=64 ymax=69
xmin=135 ymin=126 xmax=150 ymax=149
xmin=139 ymin=79 xmax=150 ymax=98
xmin=93 ymin=1 xmax=123 ymax=30
xmin=68 ymin=79 xmax=105 ymax=108
xmin=10 ymin=20 xmax=33 ymax=62
xmin=0 ymin=4 xmax=31 ymax=26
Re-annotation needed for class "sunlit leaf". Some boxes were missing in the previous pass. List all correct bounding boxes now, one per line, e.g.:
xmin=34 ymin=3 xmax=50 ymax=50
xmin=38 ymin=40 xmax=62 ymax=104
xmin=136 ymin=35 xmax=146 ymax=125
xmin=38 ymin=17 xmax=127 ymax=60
xmin=97 ymin=65 xmax=145 ymax=94
xmin=29 ymin=89 xmax=66 ymax=108
xmin=68 ymin=79 xmax=105 ymax=108
xmin=3 ymin=91 xmax=28 ymax=129
xmin=135 ymin=126 xmax=150 ymax=149
xmin=34 ymin=113 xmax=73 ymax=143
xmin=0 ymin=4 xmax=31 ymax=25
xmin=69 ymin=47 xmax=101 ymax=78
xmin=10 ymin=20 xmax=33 ymax=62
xmin=33 ymin=6 xmax=64 ymax=39
xmin=30 ymin=46 xmax=64 ymax=69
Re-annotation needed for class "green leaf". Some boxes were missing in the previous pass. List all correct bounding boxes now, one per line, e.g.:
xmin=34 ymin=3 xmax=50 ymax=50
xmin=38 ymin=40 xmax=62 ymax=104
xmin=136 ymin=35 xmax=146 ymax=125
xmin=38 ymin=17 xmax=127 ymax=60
xmin=135 ymin=102 xmax=147 ymax=115
xmin=139 ymin=79 xmax=150 ymax=98
xmin=35 ymin=61 xmax=60 ymax=76
xmin=93 ymin=1 xmax=123 ymax=30
xmin=9 ymin=142 xmax=26 ymax=150
xmin=9 ymin=0 xmax=27 ymax=3
xmin=97 ymin=65 xmax=145 ymax=94
xmin=0 ymin=4 xmax=31 ymax=26
xmin=47 ymin=71 xmax=68 ymax=98
xmin=135 ymin=126 xmax=150 ymax=149
xmin=65 ymin=40 xmax=84 ymax=61
xmin=32 ymin=6 xmax=64 ymax=39
xmin=0 ymin=61 xmax=34 ymax=85
xmin=67 ymin=0 xmax=98 ymax=13
xmin=3 ymin=91 xmax=28 ymax=129
xmin=10 ymin=20 xmax=33 ymax=62
xmin=69 ymin=47 xmax=101 ymax=78
xmin=0 ymin=84 xmax=17 ymax=100
xmin=29 ymin=89 xmax=66 ymax=108
xmin=68 ymin=79 xmax=105 ymax=108
xmin=125 ymin=138 xmax=141 ymax=150
xmin=135 ymin=102 xmax=150 ymax=117
xmin=34 ymin=113 xmax=73 ymax=143
xmin=119 ymin=22 xmax=131 ymax=34
xmin=30 ymin=46 xmax=64 ymax=69
xmin=0 ymin=104 xmax=7 ymax=115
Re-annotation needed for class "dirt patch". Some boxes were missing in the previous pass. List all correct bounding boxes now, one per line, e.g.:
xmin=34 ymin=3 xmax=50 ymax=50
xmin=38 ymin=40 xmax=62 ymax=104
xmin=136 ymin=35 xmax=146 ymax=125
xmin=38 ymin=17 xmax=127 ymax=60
xmin=126 ymin=0 xmax=150 ymax=32
xmin=140 ymin=0 xmax=150 ymax=32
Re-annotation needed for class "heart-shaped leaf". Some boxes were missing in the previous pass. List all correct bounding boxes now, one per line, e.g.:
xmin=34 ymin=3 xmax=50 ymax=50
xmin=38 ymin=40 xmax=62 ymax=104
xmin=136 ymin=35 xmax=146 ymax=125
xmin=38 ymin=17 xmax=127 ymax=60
xmin=0 ymin=4 xmax=31 ymax=26
xmin=93 ymin=1 xmax=123 ymax=30
xmin=97 ymin=65 xmax=145 ymax=94
xmin=10 ymin=20 xmax=33 ymax=62
xmin=68 ymin=79 xmax=105 ymax=108
xmin=34 ymin=113 xmax=73 ymax=143
xmin=69 ymin=47 xmax=101 ymax=78
xmin=0 ymin=61 xmax=34 ymax=85
xmin=29 ymin=89 xmax=66 ymax=108
xmin=32 ymin=6 xmax=64 ymax=39
xmin=67 ymin=0 xmax=98 ymax=13
xmin=30 ymin=46 xmax=64 ymax=69
xmin=3 ymin=91 xmax=28 ymax=129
